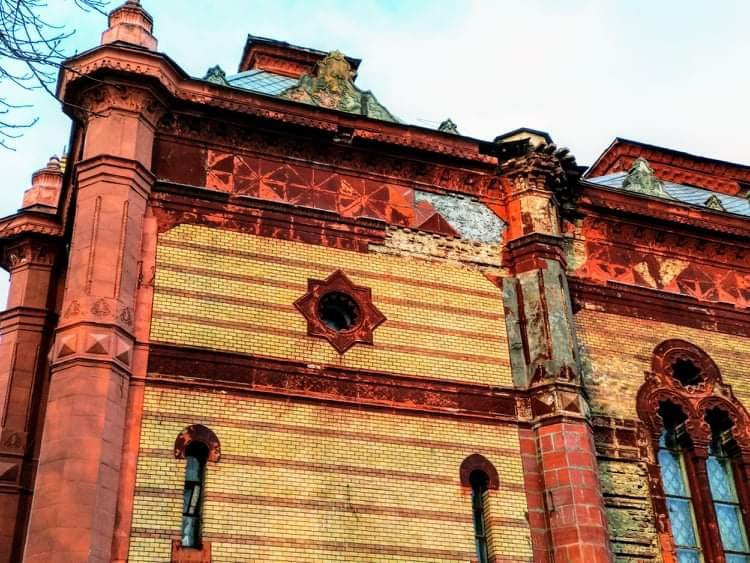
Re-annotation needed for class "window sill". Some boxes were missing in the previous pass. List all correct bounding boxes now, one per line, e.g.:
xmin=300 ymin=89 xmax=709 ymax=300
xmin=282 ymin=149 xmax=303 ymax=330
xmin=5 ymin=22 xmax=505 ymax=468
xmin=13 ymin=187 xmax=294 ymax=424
xmin=171 ymin=539 xmax=212 ymax=563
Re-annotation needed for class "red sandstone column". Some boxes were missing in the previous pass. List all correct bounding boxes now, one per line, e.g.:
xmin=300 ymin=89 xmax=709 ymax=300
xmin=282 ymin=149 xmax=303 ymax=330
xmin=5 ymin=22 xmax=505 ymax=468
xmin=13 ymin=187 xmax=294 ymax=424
xmin=111 ymin=209 xmax=157 ymax=562
xmin=23 ymin=4 xmax=161 ymax=560
xmin=0 ymin=159 xmax=64 ymax=563
xmin=518 ymin=427 xmax=552 ymax=563
xmin=23 ymin=80 xmax=162 ymax=561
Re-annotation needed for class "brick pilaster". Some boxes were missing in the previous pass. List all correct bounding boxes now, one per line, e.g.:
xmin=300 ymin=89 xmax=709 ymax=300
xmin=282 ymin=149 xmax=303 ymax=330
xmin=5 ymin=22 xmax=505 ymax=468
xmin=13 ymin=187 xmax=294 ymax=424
xmin=500 ymin=144 xmax=613 ymax=561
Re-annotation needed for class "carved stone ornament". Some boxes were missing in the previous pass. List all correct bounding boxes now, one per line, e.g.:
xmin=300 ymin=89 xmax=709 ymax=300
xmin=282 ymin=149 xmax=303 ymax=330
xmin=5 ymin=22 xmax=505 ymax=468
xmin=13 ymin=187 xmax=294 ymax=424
xmin=294 ymin=270 xmax=386 ymax=354
xmin=1 ymin=239 xmax=56 ymax=271
xmin=438 ymin=118 xmax=459 ymax=134
xmin=636 ymin=339 xmax=750 ymax=449
xmin=281 ymin=50 xmax=398 ymax=122
xmin=623 ymin=157 xmax=673 ymax=199
xmin=704 ymin=194 xmax=726 ymax=212
xmin=203 ymin=65 xmax=229 ymax=86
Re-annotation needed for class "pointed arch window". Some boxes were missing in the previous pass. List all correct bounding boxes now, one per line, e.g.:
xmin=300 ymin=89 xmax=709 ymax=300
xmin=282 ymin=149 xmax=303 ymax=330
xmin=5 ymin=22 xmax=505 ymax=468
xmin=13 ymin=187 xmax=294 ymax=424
xmin=638 ymin=340 xmax=750 ymax=563
xmin=706 ymin=414 xmax=750 ymax=563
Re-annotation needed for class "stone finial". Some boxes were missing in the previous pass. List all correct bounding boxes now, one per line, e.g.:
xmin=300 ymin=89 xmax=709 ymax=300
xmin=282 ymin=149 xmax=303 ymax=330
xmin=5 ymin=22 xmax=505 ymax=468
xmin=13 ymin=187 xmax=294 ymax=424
xmin=203 ymin=65 xmax=229 ymax=86
xmin=704 ymin=194 xmax=726 ymax=212
xmin=101 ymin=0 xmax=157 ymax=50
xmin=22 ymin=156 xmax=64 ymax=210
xmin=622 ymin=157 xmax=672 ymax=199
xmin=438 ymin=118 xmax=459 ymax=135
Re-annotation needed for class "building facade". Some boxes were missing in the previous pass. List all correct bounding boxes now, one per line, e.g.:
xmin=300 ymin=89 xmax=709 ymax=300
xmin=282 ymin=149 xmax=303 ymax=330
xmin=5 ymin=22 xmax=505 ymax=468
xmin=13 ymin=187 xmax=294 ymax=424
xmin=0 ymin=2 xmax=749 ymax=562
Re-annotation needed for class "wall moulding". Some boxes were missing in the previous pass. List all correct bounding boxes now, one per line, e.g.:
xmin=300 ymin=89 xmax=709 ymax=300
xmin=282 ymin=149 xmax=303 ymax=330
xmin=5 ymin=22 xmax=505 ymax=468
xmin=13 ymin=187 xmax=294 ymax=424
xmin=577 ymin=183 xmax=750 ymax=238
xmin=61 ymin=46 xmax=502 ymax=167
xmin=146 ymin=343 xmax=518 ymax=422
xmin=150 ymin=185 xmax=387 ymax=252
xmin=569 ymin=278 xmax=750 ymax=337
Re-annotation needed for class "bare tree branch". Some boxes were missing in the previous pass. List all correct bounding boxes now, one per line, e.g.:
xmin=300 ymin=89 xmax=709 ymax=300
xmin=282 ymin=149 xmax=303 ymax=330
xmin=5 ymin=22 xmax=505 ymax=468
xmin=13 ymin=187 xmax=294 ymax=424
xmin=0 ymin=0 xmax=109 ymax=149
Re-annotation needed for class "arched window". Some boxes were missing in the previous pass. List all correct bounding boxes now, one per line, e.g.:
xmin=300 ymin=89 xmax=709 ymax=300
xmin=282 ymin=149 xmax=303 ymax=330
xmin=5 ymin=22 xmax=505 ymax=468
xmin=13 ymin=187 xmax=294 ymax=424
xmin=460 ymin=454 xmax=499 ymax=563
xmin=657 ymin=423 xmax=702 ymax=561
xmin=182 ymin=441 xmax=208 ymax=548
xmin=638 ymin=340 xmax=750 ymax=563
xmin=470 ymin=470 xmax=490 ymax=563
xmin=706 ymin=411 xmax=750 ymax=562
xmin=173 ymin=424 xmax=221 ymax=553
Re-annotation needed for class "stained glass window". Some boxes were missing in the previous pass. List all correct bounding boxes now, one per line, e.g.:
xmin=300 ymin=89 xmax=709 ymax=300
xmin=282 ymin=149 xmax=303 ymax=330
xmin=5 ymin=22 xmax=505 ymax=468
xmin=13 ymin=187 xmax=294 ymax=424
xmin=182 ymin=442 xmax=208 ymax=548
xmin=708 ymin=441 xmax=750 ymax=562
xmin=658 ymin=431 xmax=702 ymax=562
xmin=471 ymin=471 xmax=490 ymax=563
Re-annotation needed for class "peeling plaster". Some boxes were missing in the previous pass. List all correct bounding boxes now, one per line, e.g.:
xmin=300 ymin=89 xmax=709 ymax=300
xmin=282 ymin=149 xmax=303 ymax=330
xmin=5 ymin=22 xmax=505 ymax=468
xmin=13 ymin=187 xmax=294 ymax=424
xmin=415 ymin=191 xmax=505 ymax=243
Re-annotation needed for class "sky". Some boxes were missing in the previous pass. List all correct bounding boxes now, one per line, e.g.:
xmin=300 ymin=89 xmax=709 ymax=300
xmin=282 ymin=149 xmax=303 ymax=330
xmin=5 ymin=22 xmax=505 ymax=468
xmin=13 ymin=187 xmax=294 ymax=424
xmin=0 ymin=0 xmax=749 ymax=302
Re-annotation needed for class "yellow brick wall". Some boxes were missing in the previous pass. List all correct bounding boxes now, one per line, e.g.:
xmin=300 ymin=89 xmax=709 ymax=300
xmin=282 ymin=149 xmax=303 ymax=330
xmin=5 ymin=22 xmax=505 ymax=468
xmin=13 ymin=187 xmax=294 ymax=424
xmin=150 ymin=224 xmax=512 ymax=386
xmin=127 ymin=387 xmax=532 ymax=562
xmin=576 ymin=308 xmax=750 ymax=419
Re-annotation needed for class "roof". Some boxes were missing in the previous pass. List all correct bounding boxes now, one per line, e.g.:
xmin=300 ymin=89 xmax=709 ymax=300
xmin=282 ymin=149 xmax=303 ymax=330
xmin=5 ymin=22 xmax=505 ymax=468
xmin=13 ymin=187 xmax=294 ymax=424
xmin=585 ymin=138 xmax=750 ymax=196
xmin=227 ymin=69 xmax=298 ymax=96
xmin=238 ymin=34 xmax=361 ymax=75
xmin=587 ymin=171 xmax=750 ymax=217
xmin=611 ymin=137 xmax=750 ymax=174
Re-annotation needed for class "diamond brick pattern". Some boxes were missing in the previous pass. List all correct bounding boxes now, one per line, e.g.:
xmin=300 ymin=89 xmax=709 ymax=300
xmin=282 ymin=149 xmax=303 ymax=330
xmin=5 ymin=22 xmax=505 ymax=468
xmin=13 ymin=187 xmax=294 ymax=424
xmin=205 ymin=151 xmax=461 ymax=237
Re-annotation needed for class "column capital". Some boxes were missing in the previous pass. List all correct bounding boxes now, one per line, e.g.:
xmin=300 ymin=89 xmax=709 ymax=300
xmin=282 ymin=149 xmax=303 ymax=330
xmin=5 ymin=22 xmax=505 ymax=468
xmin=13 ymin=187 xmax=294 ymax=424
xmin=77 ymin=83 xmax=166 ymax=127
xmin=1 ymin=237 xmax=59 ymax=273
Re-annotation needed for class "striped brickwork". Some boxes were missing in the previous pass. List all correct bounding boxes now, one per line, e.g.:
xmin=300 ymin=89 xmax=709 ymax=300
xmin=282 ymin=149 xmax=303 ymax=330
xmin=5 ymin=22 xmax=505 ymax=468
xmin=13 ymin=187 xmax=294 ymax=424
xmin=127 ymin=387 xmax=532 ymax=562
xmin=576 ymin=308 xmax=750 ymax=419
xmin=150 ymin=224 xmax=512 ymax=387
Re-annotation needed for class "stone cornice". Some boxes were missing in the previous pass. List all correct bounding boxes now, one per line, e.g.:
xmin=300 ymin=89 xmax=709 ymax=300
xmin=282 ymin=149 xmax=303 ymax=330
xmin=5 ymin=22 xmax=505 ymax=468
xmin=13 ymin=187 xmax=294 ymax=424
xmin=0 ymin=212 xmax=63 ymax=241
xmin=60 ymin=45 xmax=498 ymax=165
xmin=76 ymin=154 xmax=156 ymax=200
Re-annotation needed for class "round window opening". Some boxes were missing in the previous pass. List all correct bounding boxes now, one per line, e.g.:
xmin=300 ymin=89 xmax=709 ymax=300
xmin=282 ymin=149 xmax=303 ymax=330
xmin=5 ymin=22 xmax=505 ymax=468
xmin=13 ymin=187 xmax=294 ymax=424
xmin=318 ymin=292 xmax=361 ymax=332
xmin=671 ymin=358 xmax=703 ymax=387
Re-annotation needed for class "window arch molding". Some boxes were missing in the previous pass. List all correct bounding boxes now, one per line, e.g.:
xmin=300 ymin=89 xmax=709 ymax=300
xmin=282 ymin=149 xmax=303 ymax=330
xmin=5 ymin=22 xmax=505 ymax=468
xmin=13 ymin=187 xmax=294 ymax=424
xmin=459 ymin=454 xmax=500 ymax=490
xmin=637 ymin=339 xmax=750 ymax=563
xmin=173 ymin=424 xmax=221 ymax=462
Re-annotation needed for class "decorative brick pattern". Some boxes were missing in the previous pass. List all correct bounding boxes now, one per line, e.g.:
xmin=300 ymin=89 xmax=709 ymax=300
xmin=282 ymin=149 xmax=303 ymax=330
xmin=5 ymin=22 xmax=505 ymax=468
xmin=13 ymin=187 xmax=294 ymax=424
xmin=127 ymin=387 xmax=533 ymax=562
xmin=150 ymin=224 xmax=512 ymax=386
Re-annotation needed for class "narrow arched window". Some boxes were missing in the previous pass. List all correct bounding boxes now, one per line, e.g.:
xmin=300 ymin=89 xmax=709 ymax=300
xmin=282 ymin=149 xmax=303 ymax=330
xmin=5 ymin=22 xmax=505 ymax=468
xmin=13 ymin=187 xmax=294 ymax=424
xmin=470 ymin=470 xmax=490 ymax=563
xmin=707 ymin=429 xmax=750 ymax=561
xmin=658 ymin=428 xmax=702 ymax=562
xmin=182 ymin=441 xmax=208 ymax=548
